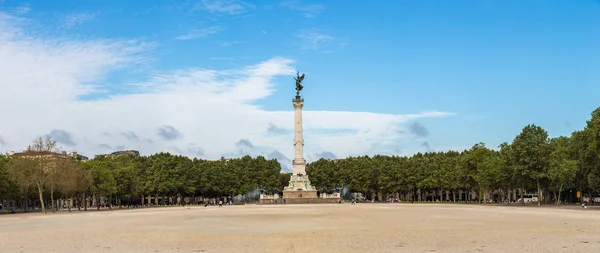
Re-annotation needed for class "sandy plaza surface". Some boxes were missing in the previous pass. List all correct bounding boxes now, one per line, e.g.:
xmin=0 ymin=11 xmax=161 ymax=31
xmin=1 ymin=203 xmax=600 ymax=253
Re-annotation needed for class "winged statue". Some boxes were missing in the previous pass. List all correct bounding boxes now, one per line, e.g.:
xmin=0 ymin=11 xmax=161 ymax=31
xmin=294 ymin=72 xmax=305 ymax=95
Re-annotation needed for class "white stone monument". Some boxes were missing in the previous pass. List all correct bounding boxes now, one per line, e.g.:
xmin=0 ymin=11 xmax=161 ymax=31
xmin=292 ymin=98 xmax=306 ymax=175
xmin=259 ymin=72 xmax=340 ymax=204
xmin=283 ymin=73 xmax=318 ymax=200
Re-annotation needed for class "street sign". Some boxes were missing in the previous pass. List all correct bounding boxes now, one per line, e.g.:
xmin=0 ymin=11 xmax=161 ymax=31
xmin=577 ymin=191 xmax=581 ymax=198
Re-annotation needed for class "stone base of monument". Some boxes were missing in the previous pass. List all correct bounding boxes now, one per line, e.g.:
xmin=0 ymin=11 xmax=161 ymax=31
xmin=283 ymin=197 xmax=341 ymax=204
xmin=257 ymin=197 xmax=341 ymax=204
xmin=282 ymin=189 xmax=318 ymax=199
xmin=262 ymin=174 xmax=341 ymax=204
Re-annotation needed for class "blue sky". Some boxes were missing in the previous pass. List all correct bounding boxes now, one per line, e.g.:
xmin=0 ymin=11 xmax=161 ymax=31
xmin=0 ymin=0 xmax=599 ymax=170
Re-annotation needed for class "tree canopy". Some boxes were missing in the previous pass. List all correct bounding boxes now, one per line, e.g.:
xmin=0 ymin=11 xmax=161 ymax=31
xmin=1 ymin=106 xmax=600 ymax=212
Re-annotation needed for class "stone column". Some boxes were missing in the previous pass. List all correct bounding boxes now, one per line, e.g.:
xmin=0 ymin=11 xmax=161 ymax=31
xmin=292 ymin=96 xmax=306 ymax=175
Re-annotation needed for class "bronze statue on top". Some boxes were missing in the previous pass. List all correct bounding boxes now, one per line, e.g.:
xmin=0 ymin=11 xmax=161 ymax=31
xmin=294 ymin=72 xmax=305 ymax=96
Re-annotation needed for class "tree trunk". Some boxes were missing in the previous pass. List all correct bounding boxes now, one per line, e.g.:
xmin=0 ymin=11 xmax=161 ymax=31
xmin=83 ymin=193 xmax=88 ymax=211
xmin=36 ymin=181 xmax=46 ymax=214
xmin=50 ymin=184 xmax=56 ymax=213
xmin=483 ymin=189 xmax=487 ymax=204
xmin=536 ymin=180 xmax=541 ymax=207
xmin=556 ymin=184 xmax=563 ymax=206
xmin=519 ymin=188 xmax=524 ymax=205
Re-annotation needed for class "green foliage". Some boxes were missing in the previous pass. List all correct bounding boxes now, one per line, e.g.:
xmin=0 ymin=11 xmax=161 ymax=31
xmin=571 ymin=108 xmax=600 ymax=194
xmin=279 ymin=173 xmax=291 ymax=191
xmin=548 ymin=137 xmax=578 ymax=192
xmin=306 ymin=158 xmax=338 ymax=192
xmin=511 ymin=124 xmax=551 ymax=181
xmin=86 ymin=159 xmax=117 ymax=197
xmin=300 ymin=108 xmax=598 ymax=203
xmin=0 ymin=155 xmax=16 ymax=198
xmin=3 ymin=106 xmax=600 ymax=207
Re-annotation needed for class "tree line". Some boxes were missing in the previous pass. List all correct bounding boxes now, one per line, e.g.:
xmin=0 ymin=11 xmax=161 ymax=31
xmin=307 ymin=107 xmax=600 ymax=206
xmin=1 ymin=106 xmax=599 ymax=213
xmin=0 ymin=137 xmax=289 ymax=214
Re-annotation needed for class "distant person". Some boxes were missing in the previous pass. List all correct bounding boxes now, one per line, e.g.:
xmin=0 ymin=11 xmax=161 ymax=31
xmin=219 ymin=200 xmax=223 ymax=207
xmin=351 ymin=199 xmax=356 ymax=205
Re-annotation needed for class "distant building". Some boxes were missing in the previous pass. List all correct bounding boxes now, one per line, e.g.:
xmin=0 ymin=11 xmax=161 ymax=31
xmin=208 ymin=156 xmax=230 ymax=163
xmin=69 ymin=151 xmax=89 ymax=161
xmin=6 ymin=150 xmax=88 ymax=161
xmin=110 ymin=150 xmax=140 ymax=156
xmin=96 ymin=150 xmax=140 ymax=159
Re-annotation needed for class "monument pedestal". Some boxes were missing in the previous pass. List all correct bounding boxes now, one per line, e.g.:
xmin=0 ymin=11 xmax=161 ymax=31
xmin=281 ymin=174 xmax=340 ymax=204
xmin=283 ymin=174 xmax=318 ymax=199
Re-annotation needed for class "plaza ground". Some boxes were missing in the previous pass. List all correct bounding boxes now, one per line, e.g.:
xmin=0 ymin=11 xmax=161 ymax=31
xmin=1 ymin=204 xmax=600 ymax=252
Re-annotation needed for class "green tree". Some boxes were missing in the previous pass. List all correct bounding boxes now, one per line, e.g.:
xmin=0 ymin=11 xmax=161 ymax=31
xmin=572 ymin=107 xmax=600 ymax=201
xmin=548 ymin=136 xmax=578 ymax=205
xmin=86 ymin=159 xmax=117 ymax=209
xmin=0 ymin=155 xmax=12 ymax=198
xmin=279 ymin=172 xmax=291 ymax=192
xmin=307 ymin=158 xmax=338 ymax=193
xmin=476 ymin=150 xmax=503 ymax=203
xmin=7 ymin=136 xmax=60 ymax=214
xmin=511 ymin=124 xmax=551 ymax=206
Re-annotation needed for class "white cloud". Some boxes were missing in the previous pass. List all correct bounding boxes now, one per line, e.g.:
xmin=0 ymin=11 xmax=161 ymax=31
xmin=280 ymin=0 xmax=324 ymax=18
xmin=0 ymin=12 xmax=454 ymax=164
xmin=221 ymin=40 xmax=245 ymax=47
xmin=0 ymin=12 xmax=21 ymax=39
xmin=15 ymin=6 xmax=30 ymax=14
xmin=175 ymin=26 xmax=224 ymax=40
xmin=194 ymin=0 xmax=255 ymax=15
xmin=63 ymin=12 xmax=96 ymax=28
xmin=296 ymin=29 xmax=333 ymax=50
xmin=1 ymin=4 xmax=31 ymax=15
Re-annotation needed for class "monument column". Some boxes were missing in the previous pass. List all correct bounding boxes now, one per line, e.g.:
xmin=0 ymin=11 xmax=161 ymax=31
xmin=292 ymin=96 xmax=306 ymax=175
xmin=282 ymin=72 xmax=317 ymax=200
xmin=277 ymin=71 xmax=338 ymax=204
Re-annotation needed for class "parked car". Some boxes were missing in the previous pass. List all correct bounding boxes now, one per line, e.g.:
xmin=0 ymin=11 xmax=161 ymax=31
xmin=517 ymin=194 xmax=539 ymax=203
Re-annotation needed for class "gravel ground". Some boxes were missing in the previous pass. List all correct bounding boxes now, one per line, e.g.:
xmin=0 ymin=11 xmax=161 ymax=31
xmin=1 ymin=203 xmax=600 ymax=253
